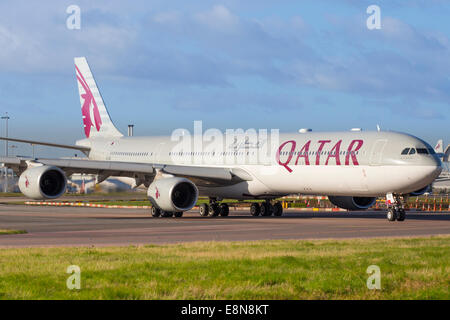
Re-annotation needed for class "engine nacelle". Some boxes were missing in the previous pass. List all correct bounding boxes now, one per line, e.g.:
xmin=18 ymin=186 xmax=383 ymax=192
xmin=147 ymin=177 xmax=198 ymax=212
xmin=328 ymin=196 xmax=376 ymax=211
xmin=409 ymin=185 xmax=430 ymax=196
xmin=19 ymin=166 xmax=67 ymax=200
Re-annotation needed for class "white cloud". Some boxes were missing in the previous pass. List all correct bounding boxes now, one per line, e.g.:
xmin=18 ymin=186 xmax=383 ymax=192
xmin=194 ymin=5 xmax=239 ymax=32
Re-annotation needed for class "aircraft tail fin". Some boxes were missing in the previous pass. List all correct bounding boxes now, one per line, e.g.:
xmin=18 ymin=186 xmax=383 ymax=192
xmin=74 ymin=57 xmax=123 ymax=139
xmin=434 ymin=139 xmax=444 ymax=154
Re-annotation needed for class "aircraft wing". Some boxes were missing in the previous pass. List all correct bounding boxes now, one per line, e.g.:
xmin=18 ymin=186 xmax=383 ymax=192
xmin=0 ymin=157 xmax=252 ymax=187
xmin=0 ymin=137 xmax=91 ymax=152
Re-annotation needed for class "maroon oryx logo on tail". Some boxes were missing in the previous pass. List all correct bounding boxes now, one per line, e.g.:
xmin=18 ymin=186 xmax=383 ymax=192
xmin=76 ymin=65 xmax=102 ymax=138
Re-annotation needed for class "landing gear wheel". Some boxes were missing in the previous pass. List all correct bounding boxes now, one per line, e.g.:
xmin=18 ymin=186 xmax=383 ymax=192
xmin=387 ymin=208 xmax=396 ymax=222
xmin=199 ymin=203 xmax=209 ymax=217
xmin=219 ymin=203 xmax=229 ymax=216
xmin=151 ymin=207 xmax=161 ymax=217
xmin=250 ymin=203 xmax=260 ymax=216
xmin=273 ymin=202 xmax=283 ymax=216
xmin=161 ymin=211 xmax=173 ymax=218
xmin=174 ymin=211 xmax=183 ymax=218
xmin=208 ymin=203 xmax=220 ymax=217
xmin=397 ymin=209 xmax=406 ymax=221
xmin=261 ymin=202 xmax=273 ymax=216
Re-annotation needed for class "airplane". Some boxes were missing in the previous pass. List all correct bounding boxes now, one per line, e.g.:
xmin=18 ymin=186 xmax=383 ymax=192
xmin=434 ymin=139 xmax=444 ymax=155
xmin=434 ymin=139 xmax=450 ymax=163
xmin=0 ymin=57 xmax=442 ymax=221
xmin=434 ymin=139 xmax=448 ymax=161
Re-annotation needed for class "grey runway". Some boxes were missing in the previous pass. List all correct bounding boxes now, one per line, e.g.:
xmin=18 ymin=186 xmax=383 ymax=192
xmin=0 ymin=205 xmax=449 ymax=247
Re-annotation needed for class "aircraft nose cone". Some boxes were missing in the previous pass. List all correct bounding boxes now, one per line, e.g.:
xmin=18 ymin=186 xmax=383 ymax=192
xmin=432 ymin=163 xmax=443 ymax=180
xmin=415 ymin=157 xmax=442 ymax=187
xmin=425 ymin=156 xmax=443 ymax=184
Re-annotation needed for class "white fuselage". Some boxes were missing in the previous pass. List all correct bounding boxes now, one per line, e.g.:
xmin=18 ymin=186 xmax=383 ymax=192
xmin=77 ymin=131 xmax=442 ymax=199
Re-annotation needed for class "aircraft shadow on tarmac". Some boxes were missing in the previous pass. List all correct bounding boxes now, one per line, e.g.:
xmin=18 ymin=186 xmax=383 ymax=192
xmin=95 ymin=213 xmax=450 ymax=221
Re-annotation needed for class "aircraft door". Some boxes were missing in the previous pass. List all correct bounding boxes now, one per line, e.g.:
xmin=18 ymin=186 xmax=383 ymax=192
xmin=370 ymin=139 xmax=387 ymax=166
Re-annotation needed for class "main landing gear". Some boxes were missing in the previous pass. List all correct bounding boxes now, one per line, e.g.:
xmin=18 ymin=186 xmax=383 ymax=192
xmin=199 ymin=199 xmax=230 ymax=217
xmin=151 ymin=206 xmax=183 ymax=218
xmin=151 ymin=199 xmax=285 ymax=218
xmin=250 ymin=200 xmax=283 ymax=217
xmin=199 ymin=198 xmax=283 ymax=217
xmin=386 ymin=193 xmax=406 ymax=222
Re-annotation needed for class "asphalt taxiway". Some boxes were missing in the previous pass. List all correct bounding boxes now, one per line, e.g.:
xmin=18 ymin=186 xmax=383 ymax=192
xmin=0 ymin=205 xmax=449 ymax=247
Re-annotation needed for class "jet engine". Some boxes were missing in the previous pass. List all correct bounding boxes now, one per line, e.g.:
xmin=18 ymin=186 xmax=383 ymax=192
xmin=328 ymin=196 xmax=376 ymax=211
xmin=147 ymin=177 xmax=198 ymax=212
xmin=18 ymin=166 xmax=67 ymax=200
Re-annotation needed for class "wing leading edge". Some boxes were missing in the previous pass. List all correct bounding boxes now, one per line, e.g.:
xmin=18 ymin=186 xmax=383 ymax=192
xmin=0 ymin=157 xmax=252 ymax=187
xmin=0 ymin=137 xmax=90 ymax=152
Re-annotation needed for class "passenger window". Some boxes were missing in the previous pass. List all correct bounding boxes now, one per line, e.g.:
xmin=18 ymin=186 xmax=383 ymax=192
xmin=401 ymin=148 xmax=410 ymax=155
xmin=416 ymin=148 xmax=428 ymax=154
xmin=409 ymin=148 xmax=416 ymax=155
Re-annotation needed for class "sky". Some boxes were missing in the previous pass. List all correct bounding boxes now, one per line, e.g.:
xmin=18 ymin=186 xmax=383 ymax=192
xmin=0 ymin=0 xmax=448 ymax=158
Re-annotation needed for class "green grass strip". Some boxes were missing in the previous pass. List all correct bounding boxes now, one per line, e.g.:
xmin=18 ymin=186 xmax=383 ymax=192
xmin=0 ymin=229 xmax=27 ymax=235
xmin=0 ymin=236 xmax=448 ymax=299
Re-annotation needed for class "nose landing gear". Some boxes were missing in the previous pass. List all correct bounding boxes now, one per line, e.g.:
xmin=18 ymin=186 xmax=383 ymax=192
xmin=386 ymin=193 xmax=406 ymax=222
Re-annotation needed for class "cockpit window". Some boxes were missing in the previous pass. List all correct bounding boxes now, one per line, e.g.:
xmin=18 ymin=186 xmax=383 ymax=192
xmin=400 ymin=147 xmax=432 ymax=155
xmin=401 ymin=148 xmax=410 ymax=155
xmin=416 ymin=148 xmax=429 ymax=154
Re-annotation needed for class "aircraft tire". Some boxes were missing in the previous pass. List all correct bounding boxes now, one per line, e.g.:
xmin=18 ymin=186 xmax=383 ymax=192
xmin=397 ymin=209 xmax=406 ymax=221
xmin=261 ymin=203 xmax=273 ymax=216
xmin=161 ymin=211 xmax=173 ymax=218
xmin=219 ymin=203 xmax=229 ymax=216
xmin=208 ymin=203 xmax=220 ymax=217
xmin=151 ymin=206 xmax=161 ymax=217
xmin=387 ymin=208 xmax=396 ymax=221
xmin=199 ymin=203 xmax=209 ymax=217
xmin=273 ymin=202 xmax=283 ymax=216
xmin=250 ymin=203 xmax=260 ymax=216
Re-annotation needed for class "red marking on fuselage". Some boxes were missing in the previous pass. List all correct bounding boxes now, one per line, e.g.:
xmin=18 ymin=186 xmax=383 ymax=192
xmin=325 ymin=140 xmax=342 ymax=165
xmin=316 ymin=140 xmax=331 ymax=165
xmin=276 ymin=140 xmax=296 ymax=173
xmin=295 ymin=140 xmax=311 ymax=165
xmin=155 ymin=187 xmax=160 ymax=199
xmin=277 ymin=139 xmax=365 ymax=172
xmin=345 ymin=139 xmax=364 ymax=165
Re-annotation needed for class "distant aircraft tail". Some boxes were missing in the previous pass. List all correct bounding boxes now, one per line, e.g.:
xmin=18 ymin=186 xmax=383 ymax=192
xmin=434 ymin=139 xmax=444 ymax=154
xmin=74 ymin=57 xmax=123 ymax=139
